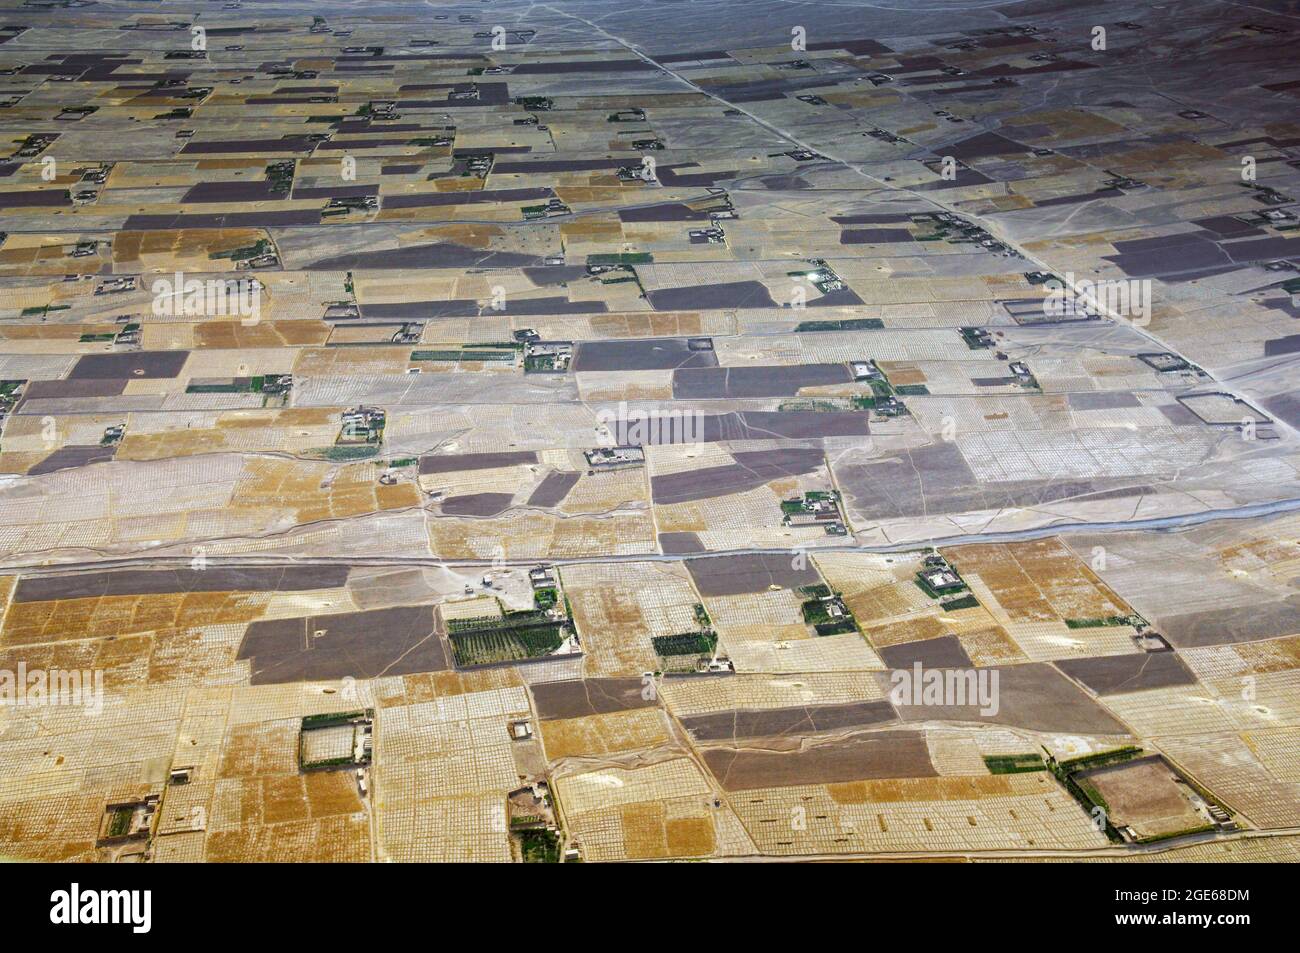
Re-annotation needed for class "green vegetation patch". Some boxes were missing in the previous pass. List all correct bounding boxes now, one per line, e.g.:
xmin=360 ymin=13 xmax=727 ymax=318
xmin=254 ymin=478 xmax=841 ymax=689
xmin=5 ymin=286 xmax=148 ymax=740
xmin=984 ymin=753 xmax=1046 ymax=774
xmin=1057 ymin=746 xmax=1143 ymax=773
xmin=184 ymin=375 xmax=276 ymax=395
xmin=797 ymin=583 xmax=832 ymax=599
xmin=450 ymin=624 xmax=567 ymax=666
xmin=587 ymin=252 xmax=653 ymax=266
xmin=1064 ymin=615 xmax=1142 ymax=629
xmin=813 ymin=619 xmax=858 ymax=636
xmin=799 ymin=588 xmax=859 ymax=635
xmin=652 ymin=631 xmax=718 ymax=657
xmin=311 ymin=445 xmax=380 ymax=461
xmin=777 ymin=398 xmax=853 ymax=413
xmin=518 ymin=828 xmax=561 ymax=863
xmin=106 ymin=808 xmax=133 ymax=838
xmin=865 ymin=377 xmax=894 ymax=398
xmin=793 ymin=318 xmax=884 ymax=332
xmin=446 ymin=615 xmax=504 ymax=634
xmin=302 ymin=710 xmax=369 ymax=729
xmin=524 ymin=354 xmax=565 ymax=372
xmin=800 ymin=600 xmax=836 ymax=625
xmin=411 ymin=349 xmax=516 ymax=362
xmin=447 ymin=605 xmax=573 ymax=666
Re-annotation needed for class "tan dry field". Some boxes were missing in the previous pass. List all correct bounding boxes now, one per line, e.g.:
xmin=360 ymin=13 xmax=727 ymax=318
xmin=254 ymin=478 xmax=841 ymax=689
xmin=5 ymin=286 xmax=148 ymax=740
xmin=112 ymin=229 xmax=269 ymax=270
xmin=293 ymin=346 xmax=412 ymax=376
xmin=116 ymin=408 xmax=339 ymax=459
xmin=428 ymin=511 xmax=655 ymax=560
xmin=541 ymin=707 xmax=675 ymax=760
xmin=374 ymin=668 xmax=525 ymax=709
xmin=728 ymin=771 xmax=1109 ymax=855
xmin=204 ymin=720 xmax=370 ymax=862
xmin=0 ymin=323 xmax=120 ymax=342
xmin=1077 ymin=757 xmax=1207 ymax=840
xmin=553 ymin=756 xmax=745 ymax=861
xmin=941 ymin=538 xmax=1129 ymax=624
xmin=194 ymin=320 xmax=331 ymax=349
xmin=559 ymin=561 xmax=698 ymax=676
xmin=5 ymin=1 xmax=1300 ymax=868
xmin=233 ymin=458 xmax=420 ymax=525
xmin=2 ymin=590 xmax=269 ymax=646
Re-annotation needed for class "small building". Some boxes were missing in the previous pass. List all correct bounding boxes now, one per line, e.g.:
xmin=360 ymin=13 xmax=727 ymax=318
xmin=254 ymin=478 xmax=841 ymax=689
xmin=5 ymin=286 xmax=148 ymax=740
xmin=325 ymin=195 xmax=377 ymax=213
xmin=688 ymin=226 xmax=725 ymax=244
xmin=94 ymin=276 xmax=136 ymax=295
xmin=851 ymin=360 xmax=882 ymax=381
xmin=921 ymin=567 xmax=964 ymax=592
xmin=1134 ymin=631 xmax=1172 ymax=653
xmin=261 ymin=374 xmax=293 ymax=396
xmin=339 ymin=406 xmax=386 ymax=443
xmin=617 ymin=164 xmax=657 ymax=183
xmin=584 ymin=446 xmax=645 ymax=470
xmin=1137 ymin=352 xmax=1191 ymax=373
xmin=237 ymin=253 xmax=279 ymax=270
xmin=97 ymin=795 xmax=159 ymax=845
xmin=524 ymin=341 xmax=573 ymax=372
xmin=391 ymin=322 xmax=422 ymax=344
xmin=324 ymin=303 xmax=361 ymax=320
xmin=875 ymin=395 xmax=906 ymax=416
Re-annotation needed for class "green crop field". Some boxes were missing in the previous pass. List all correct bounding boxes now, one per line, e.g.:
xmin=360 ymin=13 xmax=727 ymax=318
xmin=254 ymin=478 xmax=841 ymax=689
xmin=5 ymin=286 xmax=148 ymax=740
xmin=450 ymin=624 xmax=567 ymax=666
xmin=984 ymin=754 xmax=1047 ymax=774
xmin=652 ymin=631 xmax=718 ymax=657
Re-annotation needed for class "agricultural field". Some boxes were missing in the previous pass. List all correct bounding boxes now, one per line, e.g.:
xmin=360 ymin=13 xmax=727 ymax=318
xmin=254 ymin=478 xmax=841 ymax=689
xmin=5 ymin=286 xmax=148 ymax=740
xmin=0 ymin=0 xmax=1296 ymax=876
